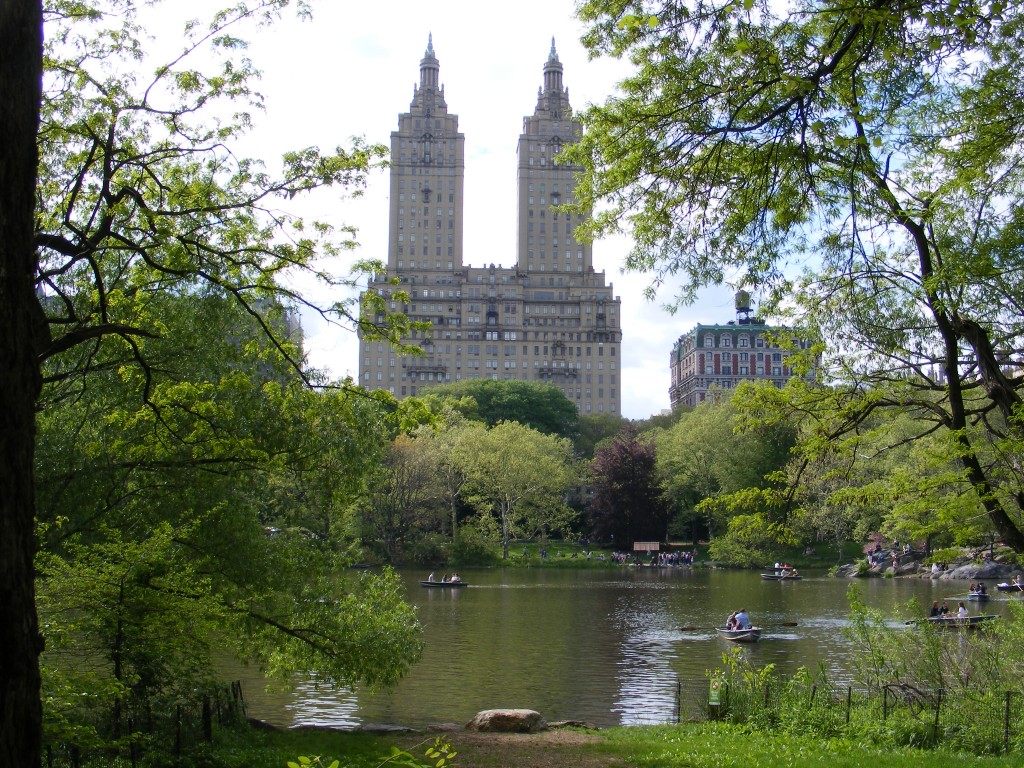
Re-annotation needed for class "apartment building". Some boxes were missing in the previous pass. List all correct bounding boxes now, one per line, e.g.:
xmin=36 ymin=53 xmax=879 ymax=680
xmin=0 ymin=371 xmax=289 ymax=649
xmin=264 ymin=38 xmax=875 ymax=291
xmin=358 ymin=37 xmax=622 ymax=415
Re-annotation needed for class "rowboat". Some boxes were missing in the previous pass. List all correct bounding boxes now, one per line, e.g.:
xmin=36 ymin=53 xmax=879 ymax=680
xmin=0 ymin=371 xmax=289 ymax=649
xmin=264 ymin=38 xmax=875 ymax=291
xmin=947 ymin=592 xmax=990 ymax=601
xmin=716 ymin=626 xmax=762 ymax=643
xmin=924 ymin=614 xmax=998 ymax=629
xmin=760 ymin=572 xmax=801 ymax=580
xmin=997 ymin=582 xmax=1024 ymax=592
xmin=420 ymin=580 xmax=468 ymax=588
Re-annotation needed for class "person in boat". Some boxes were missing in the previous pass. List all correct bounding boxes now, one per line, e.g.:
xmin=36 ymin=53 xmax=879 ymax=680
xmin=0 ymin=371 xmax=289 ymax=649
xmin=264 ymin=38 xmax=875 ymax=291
xmin=929 ymin=601 xmax=941 ymax=617
xmin=939 ymin=600 xmax=950 ymax=615
xmin=786 ymin=568 xmax=799 ymax=578
xmin=977 ymin=582 xmax=987 ymax=595
xmin=734 ymin=609 xmax=752 ymax=630
xmin=725 ymin=611 xmax=738 ymax=630
xmin=957 ymin=601 xmax=969 ymax=619
xmin=969 ymin=582 xmax=976 ymax=593
xmin=428 ymin=572 xmax=436 ymax=583
xmin=449 ymin=573 xmax=461 ymax=583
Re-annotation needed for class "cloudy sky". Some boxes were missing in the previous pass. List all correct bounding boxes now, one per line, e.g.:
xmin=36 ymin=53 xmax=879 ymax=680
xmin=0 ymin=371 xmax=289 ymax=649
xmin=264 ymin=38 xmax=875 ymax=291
xmin=175 ymin=0 xmax=739 ymax=419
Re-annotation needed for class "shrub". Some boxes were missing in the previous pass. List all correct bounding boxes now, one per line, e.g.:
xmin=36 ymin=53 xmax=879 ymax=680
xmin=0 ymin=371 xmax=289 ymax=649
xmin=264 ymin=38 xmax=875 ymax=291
xmin=449 ymin=527 xmax=498 ymax=566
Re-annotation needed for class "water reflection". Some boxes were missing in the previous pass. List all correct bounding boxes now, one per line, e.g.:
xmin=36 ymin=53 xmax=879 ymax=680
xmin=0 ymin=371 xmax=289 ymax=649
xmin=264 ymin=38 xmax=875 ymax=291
xmin=229 ymin=568 xmax=1014 ymax=729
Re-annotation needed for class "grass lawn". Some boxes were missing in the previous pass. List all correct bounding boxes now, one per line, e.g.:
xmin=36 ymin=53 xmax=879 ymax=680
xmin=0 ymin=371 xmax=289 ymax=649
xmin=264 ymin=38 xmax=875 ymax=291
xmin=212 ymin=721 xmax=1022 ymax=768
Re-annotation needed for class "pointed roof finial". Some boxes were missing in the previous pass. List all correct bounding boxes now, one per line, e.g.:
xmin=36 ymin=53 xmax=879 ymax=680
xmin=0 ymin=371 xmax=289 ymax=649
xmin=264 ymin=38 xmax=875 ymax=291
xmin=426 ymin=32 xmax=435 ymax=58
xmin=549 ymin=37 xmax=559 ymax=62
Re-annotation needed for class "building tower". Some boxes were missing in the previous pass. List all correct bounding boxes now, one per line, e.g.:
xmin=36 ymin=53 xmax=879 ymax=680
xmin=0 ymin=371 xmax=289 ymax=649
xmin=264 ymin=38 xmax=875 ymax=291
xmin=386 ymin=34 xmax=465 ymax=273
xmin=358 ymin=38 xmax=622 ymax=416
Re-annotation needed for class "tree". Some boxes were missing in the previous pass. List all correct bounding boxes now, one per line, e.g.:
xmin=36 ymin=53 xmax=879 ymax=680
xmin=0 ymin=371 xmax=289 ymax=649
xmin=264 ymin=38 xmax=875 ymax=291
xmin=587 ymin=426 xmax=669 ymax=546
xmin=655 ymin=388 xmax=795 ymax=544
xmin=411 ymin=410 xmax=474 ymax=538
xmin=423 ymin=379 xmax=581 ymax=441
xmin=33 ymin=291 xmax=421 ymax=754
xmin=570 ymin=0 xmax=1024 ymax=550
xmin=459 ymin=421 xmax=579 ymax=559
xmin=1 ymin=0 xmax=45 ymax=765
xmin=575 ymin=411 xmax=629 ymax=459
xmin=361 ymin=434 xmax=443 ymax=562
xmin=6 ymin=1 xmax=421 ymax=762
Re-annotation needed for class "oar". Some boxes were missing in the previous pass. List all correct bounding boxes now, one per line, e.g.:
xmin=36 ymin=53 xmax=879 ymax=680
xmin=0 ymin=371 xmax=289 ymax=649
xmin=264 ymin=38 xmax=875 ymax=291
xmin=679 ymin=622 xmax=798 ymax=631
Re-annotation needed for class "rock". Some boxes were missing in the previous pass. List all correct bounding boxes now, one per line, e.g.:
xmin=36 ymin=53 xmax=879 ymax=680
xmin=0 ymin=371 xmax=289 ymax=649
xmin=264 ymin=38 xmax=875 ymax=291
xmin=465 ymin=709 xmax=548 ymax=733
xmin=943 ymin=562 xmax=1015 ymax=581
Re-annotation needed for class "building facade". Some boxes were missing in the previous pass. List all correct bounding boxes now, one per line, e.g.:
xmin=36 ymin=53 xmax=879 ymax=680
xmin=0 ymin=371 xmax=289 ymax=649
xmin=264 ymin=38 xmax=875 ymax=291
xmin=357 ymin=37 xmax=622 ymax=415
xmin=668 ymin=294 xmax=817 ymax=409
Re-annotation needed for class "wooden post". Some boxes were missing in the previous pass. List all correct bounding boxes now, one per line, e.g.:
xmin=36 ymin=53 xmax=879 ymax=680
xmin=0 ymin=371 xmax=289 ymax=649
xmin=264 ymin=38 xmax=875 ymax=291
xmin=202 ymin=695 xmax=212 ymax=742
xmin=846 ymin=687 xmax=852 ymax=725
xmin=175 ymin=704 xmax=182 ymax=757
xmin=1005 ymin=690 xmax=1013 ymax=753
xmin=933 ymin=688 xmax=943 ymax=734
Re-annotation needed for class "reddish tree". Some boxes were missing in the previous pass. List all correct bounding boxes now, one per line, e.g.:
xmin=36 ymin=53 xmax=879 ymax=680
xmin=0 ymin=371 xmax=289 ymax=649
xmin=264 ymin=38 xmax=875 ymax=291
xmin=586 ymin=427 xmax=668 ymax=548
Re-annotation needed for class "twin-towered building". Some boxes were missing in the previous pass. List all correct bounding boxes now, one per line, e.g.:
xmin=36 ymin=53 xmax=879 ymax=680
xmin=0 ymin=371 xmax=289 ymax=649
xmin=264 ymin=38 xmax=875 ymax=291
xmin=357 ymin=36 xmax=623 ymax=416
xmin=356 ymin=37 xmax=816 ymax=418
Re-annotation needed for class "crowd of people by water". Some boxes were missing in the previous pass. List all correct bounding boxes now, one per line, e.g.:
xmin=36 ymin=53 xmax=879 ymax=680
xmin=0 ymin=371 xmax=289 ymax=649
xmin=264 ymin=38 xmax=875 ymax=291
xmin=608 ymin=550 xmax=697 ymax=566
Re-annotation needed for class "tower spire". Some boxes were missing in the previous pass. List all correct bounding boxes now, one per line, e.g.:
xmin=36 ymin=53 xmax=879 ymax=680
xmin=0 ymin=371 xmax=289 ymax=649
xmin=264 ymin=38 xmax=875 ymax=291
xmin=538 ymin=37 xmax=568 ymax=118
xmin=419 ymin=32 xmax=440 ymax=91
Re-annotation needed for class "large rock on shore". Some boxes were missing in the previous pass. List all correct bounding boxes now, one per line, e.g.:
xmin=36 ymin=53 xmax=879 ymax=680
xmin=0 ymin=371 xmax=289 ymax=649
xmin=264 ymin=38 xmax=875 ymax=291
xmin=466 ymin=709 xmax=548 ymax=733
xmin=939 ymin=562 xmax=1017 ymax=581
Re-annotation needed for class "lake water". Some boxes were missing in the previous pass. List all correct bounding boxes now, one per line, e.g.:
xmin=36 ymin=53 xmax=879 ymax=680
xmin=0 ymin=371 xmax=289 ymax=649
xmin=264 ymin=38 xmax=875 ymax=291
xmin=232 ymin=567 xmax=1012 ymax=729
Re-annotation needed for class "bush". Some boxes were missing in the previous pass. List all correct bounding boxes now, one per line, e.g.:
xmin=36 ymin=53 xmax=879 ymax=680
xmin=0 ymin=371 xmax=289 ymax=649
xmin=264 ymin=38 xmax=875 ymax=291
xmin=404 ymin=533 xmax=450 ymax=567
xmin=449 ymin=527 xmax=498 ymax=566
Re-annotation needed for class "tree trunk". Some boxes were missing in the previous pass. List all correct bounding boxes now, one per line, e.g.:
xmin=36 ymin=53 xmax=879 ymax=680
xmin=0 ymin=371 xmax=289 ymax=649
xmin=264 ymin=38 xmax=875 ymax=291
xmin=0 ymin=2 xmax=44 ymax=767
xmin=904 ymin=203 xmax=1024 ymax=553
xmin=938 ymin=308 xmax=1024 ymax=552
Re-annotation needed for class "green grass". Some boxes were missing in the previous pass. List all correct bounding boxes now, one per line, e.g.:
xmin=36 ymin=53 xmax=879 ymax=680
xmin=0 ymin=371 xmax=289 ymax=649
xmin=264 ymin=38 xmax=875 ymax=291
xmin=131 ymin=721 xmax=1024 ymax=768
xmin=589 ymin=722 xmax=1022 ymax=768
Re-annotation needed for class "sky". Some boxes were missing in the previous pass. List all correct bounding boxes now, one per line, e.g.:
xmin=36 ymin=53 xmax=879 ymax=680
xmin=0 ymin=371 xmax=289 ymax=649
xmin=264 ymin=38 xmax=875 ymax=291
xmin=173 ymin=0 xmax=739 ymax=419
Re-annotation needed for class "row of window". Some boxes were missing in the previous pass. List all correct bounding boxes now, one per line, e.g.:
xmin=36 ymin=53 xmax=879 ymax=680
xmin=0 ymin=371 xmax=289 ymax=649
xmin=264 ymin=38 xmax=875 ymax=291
xmin=364 ymin=329 xmax=618 ymax=348
xmin=365 ymin=351 xmax=617 ymax=366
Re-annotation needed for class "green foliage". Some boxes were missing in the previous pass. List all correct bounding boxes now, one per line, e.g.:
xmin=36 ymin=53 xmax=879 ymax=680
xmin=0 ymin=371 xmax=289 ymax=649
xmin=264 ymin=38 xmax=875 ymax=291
xmin=928 ymin=548 xmax=969 ymax=565
xmin=575 ymin=412 xmax=629 ymax=459
xmin=655 ymin=391 xmax=795 ymax=544
xmin=287 ymin=737 xmax=456 ymax=768
xmin=420 ymin=380 xmax=581 ymax=441
xmin=289 ymin=757 xmax=340 ymax=768
xmin=448 ymin=523 xmax=500 ymax=567
xmin=705 ymin=513 xmax=791 ymax=567
xmin=683 ymin=589 xmax=1024 ymax=756
xmin=570 ymin=0 xmax=1024 ymax=552
xmin=595 ymin=721 xmax=1019 ymax=767
xmin=32 ymin=2 xmax=424 ymax=757
xmin=458 ymin=421 xmax=580 ymax=559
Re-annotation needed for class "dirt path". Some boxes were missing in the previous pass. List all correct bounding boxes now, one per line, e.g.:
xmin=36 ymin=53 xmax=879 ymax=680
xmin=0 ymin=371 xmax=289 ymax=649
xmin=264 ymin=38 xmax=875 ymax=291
xmin=389 ymin=728 xmax=624 ymax=768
